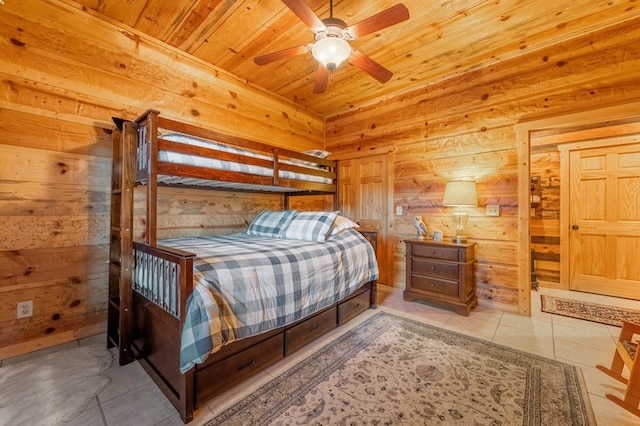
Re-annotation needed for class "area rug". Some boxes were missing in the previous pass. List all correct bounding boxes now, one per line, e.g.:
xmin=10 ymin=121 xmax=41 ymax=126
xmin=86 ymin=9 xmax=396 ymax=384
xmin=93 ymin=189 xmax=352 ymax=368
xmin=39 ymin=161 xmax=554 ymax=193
xmin=0 ymin=343 xmax=113 ymax=425
xmin=541 ymin=295 xmax=640 ymax=327
xmin=207 ymin=311 xmax=595 ymax=425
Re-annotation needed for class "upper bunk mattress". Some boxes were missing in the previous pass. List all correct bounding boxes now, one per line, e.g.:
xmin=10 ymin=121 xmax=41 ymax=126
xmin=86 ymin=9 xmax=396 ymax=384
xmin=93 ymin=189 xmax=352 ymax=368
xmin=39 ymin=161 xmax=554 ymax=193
xmin=153 ymin=133 xmax=332 ymax=190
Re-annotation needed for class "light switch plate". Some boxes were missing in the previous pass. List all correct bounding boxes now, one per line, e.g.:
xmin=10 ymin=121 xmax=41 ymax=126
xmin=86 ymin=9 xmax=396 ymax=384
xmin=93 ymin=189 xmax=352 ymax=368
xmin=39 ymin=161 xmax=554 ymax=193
xmin=486 ymin=204 xmax=500 ymax=217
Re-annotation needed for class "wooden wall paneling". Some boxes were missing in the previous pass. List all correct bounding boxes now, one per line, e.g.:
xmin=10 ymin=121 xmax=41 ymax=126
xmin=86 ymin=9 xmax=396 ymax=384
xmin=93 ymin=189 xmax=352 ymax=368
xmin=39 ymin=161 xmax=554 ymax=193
xmin=529 ymin=146 xmax=561 ymax=285
xmin=1 ymin=0 xmax=324 ymax=145
xmin=0 ymin=1 xmax=325 ymax=356
xmin=0 ymin=274 xmax=108 ymax=357
xmin=66 ymin=0 xmax=640 ymax=116
xmin=390 ymin=124 xmax=521 ymax=310
xmin=0 ymin=109 xmax=113 ymax=156
xmin=0 ymin=145 xmax=111 ymax=190
xmin=0 ymin=246 xmax=108 ymax=290
xmin=326 ymin=16 xmax=640 ymax=151
xmin=286 ymin=195 xmax=335 ymax=212
xmin=132 ymin=187 xmax=286 ymax=241
xmin=327 ymin=19 xmax=640 ymax=313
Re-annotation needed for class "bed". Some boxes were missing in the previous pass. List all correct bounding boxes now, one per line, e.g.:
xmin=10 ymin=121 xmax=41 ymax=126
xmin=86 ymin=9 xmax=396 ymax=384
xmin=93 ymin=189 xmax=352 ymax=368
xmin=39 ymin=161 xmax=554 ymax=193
xmin=108 ymin=110 xmax=379 ymax=423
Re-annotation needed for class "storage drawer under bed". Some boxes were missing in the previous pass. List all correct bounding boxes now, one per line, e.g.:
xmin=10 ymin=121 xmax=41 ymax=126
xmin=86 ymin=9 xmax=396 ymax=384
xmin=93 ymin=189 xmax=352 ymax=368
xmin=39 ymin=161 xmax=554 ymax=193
xmin=195 ymin=332 xmax=284 ymax=403
xmin=285 ymin=306 xmax=337 ymax=355
xmin=338 ymin=287 xmax=371 ymax=325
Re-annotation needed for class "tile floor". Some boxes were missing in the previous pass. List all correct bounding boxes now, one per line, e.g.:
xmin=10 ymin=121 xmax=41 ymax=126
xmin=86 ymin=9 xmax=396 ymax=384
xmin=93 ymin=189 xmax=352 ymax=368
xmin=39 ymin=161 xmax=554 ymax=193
xmin=3 ymin=284 xmax=640 ymax=425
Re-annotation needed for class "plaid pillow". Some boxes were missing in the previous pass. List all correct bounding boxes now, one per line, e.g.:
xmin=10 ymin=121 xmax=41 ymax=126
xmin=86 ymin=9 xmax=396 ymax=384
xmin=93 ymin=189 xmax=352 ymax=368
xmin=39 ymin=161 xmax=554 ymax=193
xmin=290 ymin=150 xmax=331 ymax=167
xmin=304 ymin=149 xmax=330 ymax=159
xmin=281 ymin=211 xmax=339 ymax=242
xmin=246 ymin=210 xmax=297 ymax=238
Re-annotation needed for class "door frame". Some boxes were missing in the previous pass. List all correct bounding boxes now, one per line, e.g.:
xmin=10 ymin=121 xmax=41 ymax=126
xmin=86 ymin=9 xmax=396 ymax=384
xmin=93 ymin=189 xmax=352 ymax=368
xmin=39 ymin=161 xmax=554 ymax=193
xmin=515 ymin=102 xmax=640 ymax=315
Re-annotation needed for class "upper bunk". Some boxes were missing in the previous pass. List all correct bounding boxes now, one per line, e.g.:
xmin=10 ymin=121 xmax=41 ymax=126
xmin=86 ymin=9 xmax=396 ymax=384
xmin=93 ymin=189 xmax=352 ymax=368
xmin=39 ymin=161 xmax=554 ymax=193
xmin=119 ymin=109 xmax=337 ymax=195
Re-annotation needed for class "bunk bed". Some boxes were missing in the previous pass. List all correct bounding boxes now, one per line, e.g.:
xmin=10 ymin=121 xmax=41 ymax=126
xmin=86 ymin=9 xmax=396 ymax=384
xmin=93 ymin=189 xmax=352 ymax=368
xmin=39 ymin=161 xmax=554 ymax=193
xmin=108 ymin=110 xmax=379 ymax=423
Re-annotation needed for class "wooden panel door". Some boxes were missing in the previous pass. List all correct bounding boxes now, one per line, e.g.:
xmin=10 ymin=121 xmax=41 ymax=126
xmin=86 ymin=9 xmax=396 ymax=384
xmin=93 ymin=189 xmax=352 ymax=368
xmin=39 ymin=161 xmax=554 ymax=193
xmin=569 ymin=143 xmax=640 ymax=299
xmin=338 ymin=154 xmax=392 ymax=285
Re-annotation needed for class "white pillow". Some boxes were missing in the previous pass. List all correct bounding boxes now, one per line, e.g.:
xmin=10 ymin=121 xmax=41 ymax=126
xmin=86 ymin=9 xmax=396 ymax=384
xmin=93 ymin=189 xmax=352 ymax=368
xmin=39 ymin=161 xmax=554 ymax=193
xmin=330 ymin=215 xmax=359 ymax=236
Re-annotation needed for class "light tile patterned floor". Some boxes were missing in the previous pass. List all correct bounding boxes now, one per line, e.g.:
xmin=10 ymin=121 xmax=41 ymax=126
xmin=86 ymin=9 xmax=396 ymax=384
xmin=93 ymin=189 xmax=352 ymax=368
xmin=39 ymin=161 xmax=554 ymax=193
xmin=3 ymin=284 xmax=640 ymax=425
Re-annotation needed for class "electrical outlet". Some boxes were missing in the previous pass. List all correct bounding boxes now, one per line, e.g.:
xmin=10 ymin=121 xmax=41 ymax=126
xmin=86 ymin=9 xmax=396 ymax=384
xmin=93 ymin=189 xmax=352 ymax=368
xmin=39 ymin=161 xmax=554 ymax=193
xmin=486 ymin=205 xmax=500 ymax=217
xmin=395 ymin=206 xmax=402 ymax=215
xmin=17 ymin=301 xmax=33 ymax=319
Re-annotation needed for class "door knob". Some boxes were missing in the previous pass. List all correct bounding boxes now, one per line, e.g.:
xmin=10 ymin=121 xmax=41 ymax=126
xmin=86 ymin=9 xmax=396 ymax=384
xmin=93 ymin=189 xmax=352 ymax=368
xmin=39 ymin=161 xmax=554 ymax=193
xmin=572 ymin=224 xmax=579 ymax=230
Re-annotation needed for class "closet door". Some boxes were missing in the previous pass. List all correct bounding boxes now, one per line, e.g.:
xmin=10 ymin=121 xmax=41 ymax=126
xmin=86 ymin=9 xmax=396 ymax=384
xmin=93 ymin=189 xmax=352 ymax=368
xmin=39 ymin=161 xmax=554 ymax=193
xmin=338 ymin=154 xmax=392 ymax=285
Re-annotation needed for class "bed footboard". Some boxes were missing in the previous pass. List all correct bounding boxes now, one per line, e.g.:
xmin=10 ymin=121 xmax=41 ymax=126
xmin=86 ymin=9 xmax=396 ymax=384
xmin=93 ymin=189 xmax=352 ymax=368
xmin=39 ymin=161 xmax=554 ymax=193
xmin=131 ymin=242 xmax=196 ymax=422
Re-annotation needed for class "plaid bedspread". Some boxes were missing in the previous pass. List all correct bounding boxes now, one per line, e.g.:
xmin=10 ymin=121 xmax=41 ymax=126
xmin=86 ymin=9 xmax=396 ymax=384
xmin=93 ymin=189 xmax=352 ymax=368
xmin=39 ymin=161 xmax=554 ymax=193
xmin=158 ymin=229 xmax=378 ymax=373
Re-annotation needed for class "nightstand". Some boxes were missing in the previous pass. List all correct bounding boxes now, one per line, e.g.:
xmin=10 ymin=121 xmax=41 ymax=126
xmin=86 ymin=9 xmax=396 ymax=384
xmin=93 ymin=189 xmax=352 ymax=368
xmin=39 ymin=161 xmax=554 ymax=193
xmin=404 ymin=239 xmax=477 ymax=316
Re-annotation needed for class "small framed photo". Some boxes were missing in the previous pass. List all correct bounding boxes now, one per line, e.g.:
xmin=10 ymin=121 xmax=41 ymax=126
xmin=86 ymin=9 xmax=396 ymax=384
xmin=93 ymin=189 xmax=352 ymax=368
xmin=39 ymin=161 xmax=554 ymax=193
xmin=433 ymin=229 xmax=443 ymax=242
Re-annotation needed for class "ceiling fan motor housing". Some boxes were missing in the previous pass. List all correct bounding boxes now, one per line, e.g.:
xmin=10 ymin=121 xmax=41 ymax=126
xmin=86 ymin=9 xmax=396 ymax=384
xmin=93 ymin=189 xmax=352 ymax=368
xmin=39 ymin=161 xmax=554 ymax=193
xmin=313 ymin=17 xmax=352 ymax=70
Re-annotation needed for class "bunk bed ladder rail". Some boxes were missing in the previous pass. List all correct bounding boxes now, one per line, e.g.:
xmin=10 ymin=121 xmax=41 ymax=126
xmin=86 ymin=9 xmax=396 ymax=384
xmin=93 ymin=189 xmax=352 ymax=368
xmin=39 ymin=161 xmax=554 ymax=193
xmin=107 ymin=120 xmax=137 ymax=366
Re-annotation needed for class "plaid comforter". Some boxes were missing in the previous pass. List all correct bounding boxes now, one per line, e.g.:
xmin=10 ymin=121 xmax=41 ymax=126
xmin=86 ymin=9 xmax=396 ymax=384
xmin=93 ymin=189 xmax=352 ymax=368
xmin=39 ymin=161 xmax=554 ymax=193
xmin=158 ymin=229 xmax=378 ymax=373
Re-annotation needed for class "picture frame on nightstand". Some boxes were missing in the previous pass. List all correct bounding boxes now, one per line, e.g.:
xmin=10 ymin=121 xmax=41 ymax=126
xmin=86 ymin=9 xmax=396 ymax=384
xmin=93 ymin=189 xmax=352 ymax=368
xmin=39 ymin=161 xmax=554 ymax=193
xmin=433 ymin=229 xmax=443 ymax=242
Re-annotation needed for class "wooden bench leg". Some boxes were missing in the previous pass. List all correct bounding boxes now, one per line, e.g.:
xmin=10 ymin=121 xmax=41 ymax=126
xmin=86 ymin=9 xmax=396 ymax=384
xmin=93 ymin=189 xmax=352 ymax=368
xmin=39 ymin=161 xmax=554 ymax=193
xmin=596 ymin=364 xmax=628 ymax=385
xmin=605 ymin=394 xmax=640 ymax=417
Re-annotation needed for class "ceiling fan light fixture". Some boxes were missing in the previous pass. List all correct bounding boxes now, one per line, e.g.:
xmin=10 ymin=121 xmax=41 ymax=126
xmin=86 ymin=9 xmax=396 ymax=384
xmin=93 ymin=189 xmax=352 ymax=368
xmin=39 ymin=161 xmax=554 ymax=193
xmin=312 ymin=36 xmax=350 ymax=71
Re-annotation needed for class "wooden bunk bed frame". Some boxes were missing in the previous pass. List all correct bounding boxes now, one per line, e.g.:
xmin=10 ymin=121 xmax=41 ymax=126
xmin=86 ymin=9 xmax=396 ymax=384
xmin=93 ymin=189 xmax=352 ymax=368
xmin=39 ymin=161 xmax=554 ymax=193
xmin=108 ymin=110 xmax=377 ymax=423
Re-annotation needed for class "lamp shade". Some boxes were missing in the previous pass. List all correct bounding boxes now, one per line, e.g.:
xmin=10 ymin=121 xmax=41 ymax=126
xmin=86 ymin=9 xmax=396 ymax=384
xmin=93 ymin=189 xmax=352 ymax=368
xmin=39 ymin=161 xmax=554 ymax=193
xmin=442 ymin=181 xmax=478 ymax=207
xmin=312 ymin=37 xmax=350 ymax=71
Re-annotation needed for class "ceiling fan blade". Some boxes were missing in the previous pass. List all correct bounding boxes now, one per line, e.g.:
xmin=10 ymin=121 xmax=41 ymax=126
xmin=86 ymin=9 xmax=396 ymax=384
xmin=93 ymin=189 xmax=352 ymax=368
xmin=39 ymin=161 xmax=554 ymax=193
xmin=345 ymin=4 xmax=410 ymax=39
xmin=254 ymin=44 xmax=311 ymax=65
xmin=348 ymin=50 xmax=393 ymax=83
xmin=313 ymin=64 xmax=330 ymax=94
xmin=281 ymin=0 xmax=325 ymax=32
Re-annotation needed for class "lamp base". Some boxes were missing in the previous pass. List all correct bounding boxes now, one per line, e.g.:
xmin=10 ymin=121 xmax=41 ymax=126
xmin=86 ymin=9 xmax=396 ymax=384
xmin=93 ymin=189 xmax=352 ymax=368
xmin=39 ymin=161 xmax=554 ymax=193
xmin=452 ymin=237 xmax=467 ymax=244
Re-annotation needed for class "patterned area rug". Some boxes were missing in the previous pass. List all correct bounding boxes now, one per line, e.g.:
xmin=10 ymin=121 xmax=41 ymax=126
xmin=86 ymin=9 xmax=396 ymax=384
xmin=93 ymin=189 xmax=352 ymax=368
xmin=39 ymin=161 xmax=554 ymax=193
xmin=541 ymin=295 xmax=640 ymax=327
xmin=207 ymin=311 xmax=595 ymax=425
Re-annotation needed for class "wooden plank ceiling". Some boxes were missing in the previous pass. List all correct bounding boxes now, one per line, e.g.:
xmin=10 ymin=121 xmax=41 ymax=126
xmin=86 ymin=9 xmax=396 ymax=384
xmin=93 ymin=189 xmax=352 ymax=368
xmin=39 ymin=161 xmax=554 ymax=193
xmin=75 ymin=0 xmax=640 ymax=116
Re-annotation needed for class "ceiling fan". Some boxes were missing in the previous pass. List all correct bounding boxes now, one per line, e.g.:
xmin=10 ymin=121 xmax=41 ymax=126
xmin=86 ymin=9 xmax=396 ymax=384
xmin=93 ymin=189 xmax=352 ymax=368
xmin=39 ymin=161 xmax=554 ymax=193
xmin=254 ymin=0 xmax=410 ymax=94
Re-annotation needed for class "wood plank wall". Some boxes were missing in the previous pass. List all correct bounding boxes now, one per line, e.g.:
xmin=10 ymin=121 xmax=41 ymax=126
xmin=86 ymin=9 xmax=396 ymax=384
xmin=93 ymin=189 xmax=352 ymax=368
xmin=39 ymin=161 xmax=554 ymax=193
xmin=325 ymin=16 xmax=640 ymax=313
xmin=0 ymin=0 xmax=324 ymax=358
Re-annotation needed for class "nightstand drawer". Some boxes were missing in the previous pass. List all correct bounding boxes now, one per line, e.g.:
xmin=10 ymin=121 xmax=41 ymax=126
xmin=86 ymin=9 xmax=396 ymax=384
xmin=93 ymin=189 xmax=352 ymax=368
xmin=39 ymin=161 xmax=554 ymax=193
xmin=410 ymin=274 xmax=459 ymax=297
xmin=411 ymin=244 xmax=459 ymax=261
xmin=411 ymin=257 xmax=459 ymax=280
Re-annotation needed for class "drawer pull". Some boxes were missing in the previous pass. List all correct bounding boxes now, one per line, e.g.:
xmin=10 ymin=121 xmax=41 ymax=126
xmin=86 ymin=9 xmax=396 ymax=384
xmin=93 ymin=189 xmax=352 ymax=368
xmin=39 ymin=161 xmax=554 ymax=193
xmin=309 ymin=324 xmax=320 ymax=332
xmin=237 ymin=359 xmax=256 ymax=371
xmin=431 ymin=250 xmax=436 ymax=255
xmin=353 ymin=303 xmax=361 ymax=309
xmin=431 ymin=282 xmax=436 ymax=287
xmin=430 ymin=266 xmax=436 ymax=271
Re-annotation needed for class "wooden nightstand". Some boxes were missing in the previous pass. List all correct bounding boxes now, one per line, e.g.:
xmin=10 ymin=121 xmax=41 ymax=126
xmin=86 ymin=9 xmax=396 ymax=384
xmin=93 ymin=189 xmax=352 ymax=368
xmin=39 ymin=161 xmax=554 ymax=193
xmin=357 ymin=228 xmax=378 ymax=254
xmin=404 ymin=239 xmax=477 ymax=316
